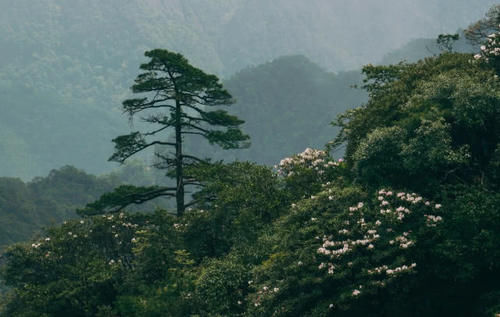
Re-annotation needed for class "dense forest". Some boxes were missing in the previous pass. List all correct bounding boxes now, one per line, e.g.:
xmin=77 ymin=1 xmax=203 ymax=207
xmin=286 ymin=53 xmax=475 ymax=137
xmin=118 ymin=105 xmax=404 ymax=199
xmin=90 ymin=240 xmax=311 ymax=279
xmin=0 ymin=163 xmax=172 ymax=251
xmin=1 ymin=3 xmax=500 ymax=317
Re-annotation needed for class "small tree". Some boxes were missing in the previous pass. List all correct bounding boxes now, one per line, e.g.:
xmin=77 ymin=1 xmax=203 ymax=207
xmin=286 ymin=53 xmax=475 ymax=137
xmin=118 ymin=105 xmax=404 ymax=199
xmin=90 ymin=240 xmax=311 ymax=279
xmin=81 ymin=49 xmax=249 ymax=216
xmin=436 ymin=33 xmax=459 ymax=52
xmin=465 ymin=5 xmax=500 ymax=44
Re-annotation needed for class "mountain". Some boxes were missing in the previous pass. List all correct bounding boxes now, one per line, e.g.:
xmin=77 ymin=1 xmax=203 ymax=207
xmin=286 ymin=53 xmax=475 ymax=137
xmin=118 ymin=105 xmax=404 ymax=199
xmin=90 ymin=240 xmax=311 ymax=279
xmin=0 ymin=0 xmax=497 ymax=179
xmin=2 ymin=47 xmax=500 ymax=316
xmin=0 ymin=85 xmax=126 ymax=179
xmin=196 ymin=55 xmax=367 ymax=165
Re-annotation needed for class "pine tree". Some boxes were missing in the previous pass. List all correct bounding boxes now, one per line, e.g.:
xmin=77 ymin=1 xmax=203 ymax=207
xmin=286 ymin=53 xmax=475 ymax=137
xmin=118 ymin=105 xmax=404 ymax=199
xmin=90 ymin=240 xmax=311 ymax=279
xmin=80 ymin=49 xmax=249 ymax=216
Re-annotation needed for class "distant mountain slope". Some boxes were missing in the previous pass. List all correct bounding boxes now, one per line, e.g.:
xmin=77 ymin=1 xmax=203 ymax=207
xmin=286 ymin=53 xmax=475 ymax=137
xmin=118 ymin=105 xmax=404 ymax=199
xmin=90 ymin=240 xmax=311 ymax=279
xmin=1 ymin=0 xmax=495 ymax=77
xmin=187 ymin=55 xmax=367 ymax=165
xmin=378 ymin=31 xmax=476 ymax=65
xmin=0 ymin=166 xmax=118 ymax=249
xmin=0 ymin=85 xmax=126 ymax=179
xmin=0 ymin=163 xmax=171 ymax=250
xmin=0 ymin=1 xmax=497 ymax=179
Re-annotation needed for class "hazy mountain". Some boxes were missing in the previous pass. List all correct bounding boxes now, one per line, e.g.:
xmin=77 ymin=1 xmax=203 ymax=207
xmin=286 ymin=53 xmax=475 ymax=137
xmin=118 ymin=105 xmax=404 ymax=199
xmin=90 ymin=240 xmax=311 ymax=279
xmin=0 ymin=166 xmax=118 ymax=249
xmin=378 ymin=30 xmax=476 ymax=65
xmin=193 ymin=55 xmax=367 ymax=165
xmin=0 ymin=0 xmax=497 ymax=179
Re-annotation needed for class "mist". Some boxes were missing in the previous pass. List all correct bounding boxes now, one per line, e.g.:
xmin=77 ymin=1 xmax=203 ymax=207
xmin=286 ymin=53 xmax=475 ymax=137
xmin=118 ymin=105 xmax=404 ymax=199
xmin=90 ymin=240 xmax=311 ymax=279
xmin=0 ymin=0 xmax=497 ymax=179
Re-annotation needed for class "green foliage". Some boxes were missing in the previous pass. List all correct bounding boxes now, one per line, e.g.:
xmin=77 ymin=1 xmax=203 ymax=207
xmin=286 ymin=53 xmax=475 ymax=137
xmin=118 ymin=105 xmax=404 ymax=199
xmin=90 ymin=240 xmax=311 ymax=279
xmin=352 ymin=126 xmax=406 ymax=187
xmin=0 ymin=213 xmax=143 ymax=316
xmin=184 ymin=162 xmax=289 ymax=260
xmin=3 ymin=12 xmax=500 ymax=315
xmin=93 ymin=49 xmax=249 ymax=216
xmin=334 ymin=53 xmax=500 ymax=194
xmin=114 ymin=212 xmax=195 ymax=317
xmin=194 ymin=257 xmax=250 ymax=316
xmin=0 ymin=166 xmax=120 ymax=250
xmin=399 ymin=185 xmax=500 ymax=316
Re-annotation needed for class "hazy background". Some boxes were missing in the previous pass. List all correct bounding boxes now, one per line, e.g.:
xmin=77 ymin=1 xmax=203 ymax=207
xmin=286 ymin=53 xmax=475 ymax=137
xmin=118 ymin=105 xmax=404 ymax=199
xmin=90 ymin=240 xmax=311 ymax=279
xmin=0 ymin=0 xmax=497 ymax=180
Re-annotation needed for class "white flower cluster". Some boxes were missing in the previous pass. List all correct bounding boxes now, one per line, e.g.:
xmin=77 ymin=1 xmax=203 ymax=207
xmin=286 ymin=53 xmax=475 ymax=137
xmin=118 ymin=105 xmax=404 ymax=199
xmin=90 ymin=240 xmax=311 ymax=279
xmin=173 ymin=223 xmax=187 ymax=231
xmin=317 ymin=242 xmax=350 ymax=258
xmin=109 ymin=258 xmax=123 ymax=266
xmin=253 ymin=284 xmax=280 ymax=307
xmin=276 ymin=147 xmax=342 ymax=177
xmin=367 ymin=263 xmax=415 ymax=275
xmin=103 ymin=214 xmax=114 ymax=220
xmin=424 ymin=214 xmax=443 ymax=227
xmin=313 ymin=188 xmax=443 ymax=306
xmin=397 ymin=192 xmax=424 ymax=204
xmin=379 ymin=190 xmax=441 ymax=223
xmin=121 ymin=222 xmax=139 ymax=228
xmin=385 ymin=263 xmax=416 ymax=275
xmin=367 ymin=265 xmax=389 ymax=275
xmin=318 ymin=262 xmax=335 ymax=274
xmin=317 ymin=220 xmax=381 ymax=260
xmin=349 ymin=202 xmax=365 ymax=213
xmin=390 ymin=232 xmax=414 ymax=249
xmin=473 ymin=25 xmax=500 ymax=64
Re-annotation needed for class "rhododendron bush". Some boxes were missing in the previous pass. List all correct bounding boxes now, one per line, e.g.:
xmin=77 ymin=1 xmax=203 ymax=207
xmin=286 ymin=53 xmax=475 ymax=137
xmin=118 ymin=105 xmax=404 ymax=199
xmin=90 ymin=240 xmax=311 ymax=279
xmin=474 ymin=24 xmax=500 ymax=73
xmin=243 ymin=185 xmax=446 ymax=315
xmin=276 ymin=147 xmax=347 ymax=199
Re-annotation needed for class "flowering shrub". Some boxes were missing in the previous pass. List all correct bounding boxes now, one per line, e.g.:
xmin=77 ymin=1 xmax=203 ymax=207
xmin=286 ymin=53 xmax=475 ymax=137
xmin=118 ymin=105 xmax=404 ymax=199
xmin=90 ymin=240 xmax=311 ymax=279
xmin=315 ymin=189 xmax=443 ymax=310
xmin=276 ymin=148 xmax=346 ymax=198
xmin=0 ymin=212 xmax=146 ymax=316
xmin=474 ymin=24 xmax=500 ymax=72
xmin=244 ymin=186 xmax=444 ymax=315
xmin=277 ymin=148 xmax=342 ymax=177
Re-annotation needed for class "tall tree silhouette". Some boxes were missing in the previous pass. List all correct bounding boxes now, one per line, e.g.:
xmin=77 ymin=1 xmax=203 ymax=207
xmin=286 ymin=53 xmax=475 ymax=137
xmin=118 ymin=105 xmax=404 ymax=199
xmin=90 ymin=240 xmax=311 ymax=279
xmin=80 ymin=49 xmax=249 ymax=216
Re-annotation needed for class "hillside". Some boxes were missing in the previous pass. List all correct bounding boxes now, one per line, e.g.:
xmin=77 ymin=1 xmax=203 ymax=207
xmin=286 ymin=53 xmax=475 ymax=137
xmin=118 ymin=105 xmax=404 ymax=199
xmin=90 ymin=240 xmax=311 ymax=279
xmin=2 ymin=48 xmax=499 ymax=315
xmin=0 ymin=162 xmax=173 ymax=250
xmin=1 ymin=5 xmax=500 ymax=315
xmin=0 ymin=166 xmax=118 ymax=250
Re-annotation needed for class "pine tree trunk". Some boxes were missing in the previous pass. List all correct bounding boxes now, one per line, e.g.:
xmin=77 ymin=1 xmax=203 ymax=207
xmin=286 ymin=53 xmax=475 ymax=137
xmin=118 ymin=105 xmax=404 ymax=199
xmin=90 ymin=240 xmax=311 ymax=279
xmin=175 ymin=96 xmax=184 ymax=216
